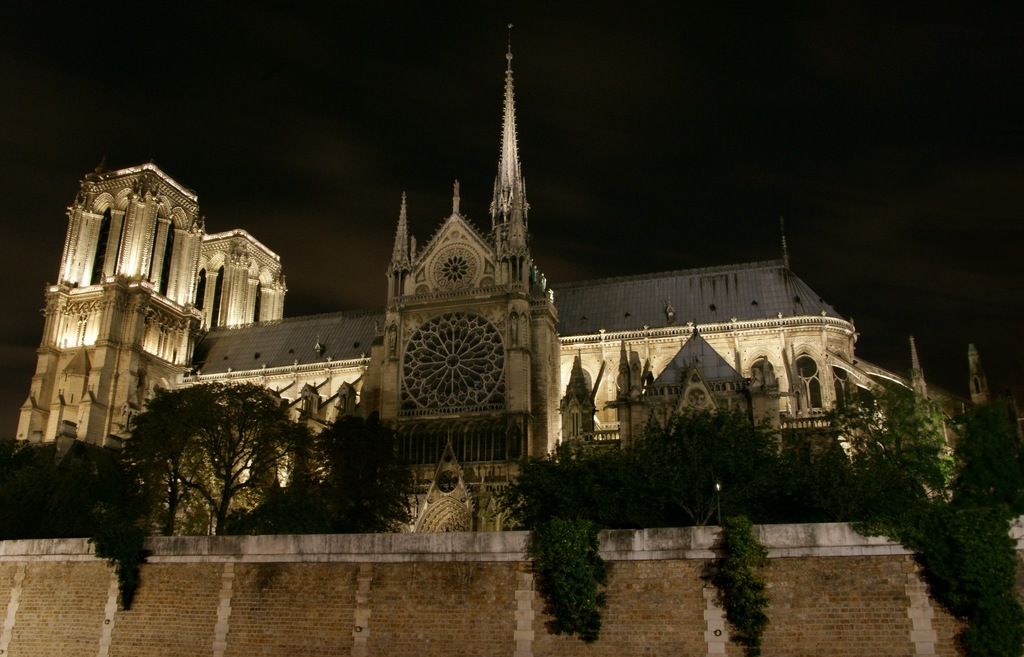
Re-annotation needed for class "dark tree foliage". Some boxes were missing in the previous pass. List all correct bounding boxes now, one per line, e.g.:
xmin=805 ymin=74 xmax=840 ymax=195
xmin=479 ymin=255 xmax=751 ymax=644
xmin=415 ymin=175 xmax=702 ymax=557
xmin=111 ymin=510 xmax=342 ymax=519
xmin=0 ymin=439 xmax=148 ymax=610
xmin=124 ymin=386 xmax=213 ymax=535
xmin=900 ymin=505 xmax=1024 ymax=657
xmin=317 ymin=415 xmax=414 ymax=533
xmin=127 ymin=383 xmax=295 ymax=535
xmin=950 ymin=401 xmax=1024 ymax=513
xmin=709 ymin=516 xmax=770 ymax=657
xmin=828 ymin=392 xmax=1024 ymax=657
xmin=0 ymin=440 xmax=131 ymax=540
xmin=530 ymin=518 xmax=606 ymax=643
xmin=501 ymin=441 xmax=655 ymax=530
xmin=760 ymin=442 xmax=860 ymax=524
xmin=829 ymin=384 xmax=950 ymax=531
xmin=635 ymin=409 xmax=780 ymax=526
xmin=225 ymin=415 xmax=413 ymax=535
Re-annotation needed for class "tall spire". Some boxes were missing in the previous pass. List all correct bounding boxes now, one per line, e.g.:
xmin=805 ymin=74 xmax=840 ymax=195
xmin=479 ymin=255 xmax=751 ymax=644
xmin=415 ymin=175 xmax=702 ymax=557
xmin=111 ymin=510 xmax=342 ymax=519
xmin=389 ymin=192 xmax=410 ymax=273
xmin=491 ymin=25 xmax=528 ymax=233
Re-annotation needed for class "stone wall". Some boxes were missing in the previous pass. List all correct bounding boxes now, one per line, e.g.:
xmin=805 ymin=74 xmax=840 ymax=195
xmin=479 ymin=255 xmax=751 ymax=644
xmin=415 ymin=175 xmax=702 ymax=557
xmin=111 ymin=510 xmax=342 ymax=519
xmin=0 ymin=523 xmax=1009 ymax=656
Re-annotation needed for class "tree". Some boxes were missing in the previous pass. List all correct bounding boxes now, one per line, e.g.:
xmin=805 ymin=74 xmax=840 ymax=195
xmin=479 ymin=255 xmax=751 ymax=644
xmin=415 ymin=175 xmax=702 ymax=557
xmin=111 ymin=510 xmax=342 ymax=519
xmin=829 ymin=383 xmax=950 ymax=529
xmin=501 ymin=441 xmax=654 ymax=530
xmin=225 ymin=415 xmax=414 ymax=535
xmin=316 ymin=415 xmax=413 ymax=533
xmin=127 ymin=383 xmax=294 ymax=534
xmin=124 ymin=386 xmax=211 ymax=535
xmin=826 ymin=390 xmax=1024 ymax=657
xmin=188 ymin=383 xmax=295 ymax=533
xmin=950 ymin=401 xmax=1024 ymax=512
xmin=634 ymin=409 xmax=780 ymax=526
xmin=710 ymin=515 xmax=770 ymax=657
xmin=0 ymin=439 xmax=130 ymax=540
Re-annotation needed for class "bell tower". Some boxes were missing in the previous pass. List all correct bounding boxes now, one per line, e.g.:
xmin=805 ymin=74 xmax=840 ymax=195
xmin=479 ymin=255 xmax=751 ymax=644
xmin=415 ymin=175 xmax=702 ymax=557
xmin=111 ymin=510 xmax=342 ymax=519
xmin=17 ymin=163 xmax=204 ymax=447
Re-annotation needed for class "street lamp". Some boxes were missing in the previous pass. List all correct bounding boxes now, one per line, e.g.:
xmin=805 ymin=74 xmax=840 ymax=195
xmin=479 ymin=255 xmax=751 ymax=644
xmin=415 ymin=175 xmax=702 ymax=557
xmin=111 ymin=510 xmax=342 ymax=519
xmin=715 ymin=482 xmax=722 ymax=526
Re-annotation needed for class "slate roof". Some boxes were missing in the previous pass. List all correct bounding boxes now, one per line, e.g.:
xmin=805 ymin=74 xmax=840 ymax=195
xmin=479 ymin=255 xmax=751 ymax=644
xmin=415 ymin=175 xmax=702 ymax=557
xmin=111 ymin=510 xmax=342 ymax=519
xmin=192 ymin=309 xmax=384 ymax=375
xmin=191 ymin=260 xmax=841 ymax=375
xmin=653 ymin=332 xmax=743 ymax=385
xmin=551 ymin=260 xmax=841 ymax=337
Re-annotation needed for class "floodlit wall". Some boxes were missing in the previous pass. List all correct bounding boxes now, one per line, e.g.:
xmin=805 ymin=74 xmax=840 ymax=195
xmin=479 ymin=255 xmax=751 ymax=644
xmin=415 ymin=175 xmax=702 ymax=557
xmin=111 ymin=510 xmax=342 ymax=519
xmin=0 ymin=523 xmax=1009 ymax=657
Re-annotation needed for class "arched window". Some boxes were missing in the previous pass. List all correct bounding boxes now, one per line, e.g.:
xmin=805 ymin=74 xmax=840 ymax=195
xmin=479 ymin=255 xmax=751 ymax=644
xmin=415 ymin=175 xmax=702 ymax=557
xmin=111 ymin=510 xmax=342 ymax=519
xmin=796 ymin=355 xmax=822 ymax=409
xmin=750 ymin=357 xmax=776 ymax=388
xmin=210 ymin=265 xmax=224 ymax=328
xmin=253 ymin=282 xmax=262 ymax=323
xmin=159 ymin=227 xmax=175 ymax=296
xmin=832 ymin=367 xmax=848 ymax=410
xmin=147 ymin=216 xmax=162 ymax=281
xmin=90 ymin=209 xmax=113 ymax=285
xmin=195 ymin=269 xmax=207 ymax=309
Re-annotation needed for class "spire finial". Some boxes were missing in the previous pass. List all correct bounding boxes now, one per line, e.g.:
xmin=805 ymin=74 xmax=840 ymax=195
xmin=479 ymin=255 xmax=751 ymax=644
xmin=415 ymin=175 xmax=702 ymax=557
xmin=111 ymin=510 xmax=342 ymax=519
xmin=390 ymin=192 xmax=410 ymax=273
xmin=780 ymin=216 xmax=790 ymax=268
xmin=491 ymin=28 xmax=529 ymax=235
xmin=452 ymin=180 xmax=460 ymax=215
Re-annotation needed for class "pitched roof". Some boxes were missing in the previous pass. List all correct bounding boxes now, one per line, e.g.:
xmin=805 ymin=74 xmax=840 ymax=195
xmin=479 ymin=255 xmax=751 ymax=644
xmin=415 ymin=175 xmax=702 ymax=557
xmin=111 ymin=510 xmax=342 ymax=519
xmin=653 ymin=332 xmax=743 ymax=385
xmin=192 ymin=309 xmax=383 ymax=375
xmin=551 ymin=260 xmax=841 ymax=336
xmin=190 ymin=261 xmax=841 ymax=376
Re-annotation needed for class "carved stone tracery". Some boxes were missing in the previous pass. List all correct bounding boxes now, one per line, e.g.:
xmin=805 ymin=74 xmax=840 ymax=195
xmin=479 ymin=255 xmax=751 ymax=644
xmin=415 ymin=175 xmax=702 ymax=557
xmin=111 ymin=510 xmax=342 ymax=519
xmin=402 ymin=312 xmax=504 ymax=411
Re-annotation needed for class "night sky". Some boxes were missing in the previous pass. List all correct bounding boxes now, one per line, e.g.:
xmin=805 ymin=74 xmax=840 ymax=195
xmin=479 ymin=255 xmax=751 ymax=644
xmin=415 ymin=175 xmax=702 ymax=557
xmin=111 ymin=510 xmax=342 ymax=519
xmin=1 ymin=3 xmax=1021 ymax=436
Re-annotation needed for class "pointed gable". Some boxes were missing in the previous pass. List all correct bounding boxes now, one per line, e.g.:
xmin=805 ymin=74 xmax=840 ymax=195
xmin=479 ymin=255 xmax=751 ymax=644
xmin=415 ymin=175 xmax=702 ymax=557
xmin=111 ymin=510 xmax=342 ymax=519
xmin=410 ymin=211 xmax=497 ymax=294
xmin=654 ymin=332 xmax=742 ymax=385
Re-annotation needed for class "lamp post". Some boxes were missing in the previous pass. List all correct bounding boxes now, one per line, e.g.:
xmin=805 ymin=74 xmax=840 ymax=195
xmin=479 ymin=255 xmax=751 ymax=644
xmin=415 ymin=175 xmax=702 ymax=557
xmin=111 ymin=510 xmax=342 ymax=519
xmin=715 ymin=482 xmax=722 ymax=526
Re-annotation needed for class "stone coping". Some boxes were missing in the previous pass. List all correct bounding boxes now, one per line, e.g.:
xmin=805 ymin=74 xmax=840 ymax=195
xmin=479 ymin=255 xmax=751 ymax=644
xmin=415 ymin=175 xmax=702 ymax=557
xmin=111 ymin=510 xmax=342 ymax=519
xmin=1 ymin=521 xmax=1020 ymax=564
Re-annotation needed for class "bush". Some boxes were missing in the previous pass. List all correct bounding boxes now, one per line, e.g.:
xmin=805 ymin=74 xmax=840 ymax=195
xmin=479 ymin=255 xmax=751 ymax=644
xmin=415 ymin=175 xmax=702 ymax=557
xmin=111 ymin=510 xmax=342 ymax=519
xmin=709 ymin=516 xmax=770 ymax=657
xmin=529 ymin=518 xmax=607 ymax=643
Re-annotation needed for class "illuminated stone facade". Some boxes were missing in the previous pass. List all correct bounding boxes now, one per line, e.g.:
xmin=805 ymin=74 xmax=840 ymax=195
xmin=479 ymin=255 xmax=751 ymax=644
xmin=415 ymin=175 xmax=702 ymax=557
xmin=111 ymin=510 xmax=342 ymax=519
xmin=16 ymin=164 xmax=285 ymax=447
xmin=17 ymin=49 xmax=905 ymax=530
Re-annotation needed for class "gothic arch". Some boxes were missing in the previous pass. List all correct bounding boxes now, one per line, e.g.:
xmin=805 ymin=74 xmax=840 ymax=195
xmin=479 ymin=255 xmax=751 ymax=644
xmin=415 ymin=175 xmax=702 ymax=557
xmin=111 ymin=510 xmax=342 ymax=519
xmin=169 ymin=206 xmax=189 ymax=229
xmin=794 ymin=353 xmax=823 ymax=409
xmin=747 ymin=354 xmax=778 ymax=388
xmin=203 ymin=252 xmax=226 ymax=272
xmin=258 ymin=267 xmax=277 ymax=285
xmin=91 ymin=192 xmax=115 ymax=214
xmin=114 ymin=188 xmax=132 ymax=211
xmin=156 ymin=197 xmax=173 ymax=221
xmin=416 ymin=497 xmax=472 ymax=533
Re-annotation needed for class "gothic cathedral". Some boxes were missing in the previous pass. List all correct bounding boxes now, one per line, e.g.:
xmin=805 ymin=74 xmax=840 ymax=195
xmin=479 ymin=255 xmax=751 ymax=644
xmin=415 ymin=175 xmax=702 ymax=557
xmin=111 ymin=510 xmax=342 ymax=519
xmin=18 ymin=48 xmax=932 ymax=531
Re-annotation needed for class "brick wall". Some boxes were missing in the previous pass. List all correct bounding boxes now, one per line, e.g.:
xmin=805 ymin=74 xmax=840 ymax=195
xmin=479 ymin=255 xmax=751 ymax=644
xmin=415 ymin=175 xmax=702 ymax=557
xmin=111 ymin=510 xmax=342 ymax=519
xmin=0 ymin=524 xmax=1002 ymax=656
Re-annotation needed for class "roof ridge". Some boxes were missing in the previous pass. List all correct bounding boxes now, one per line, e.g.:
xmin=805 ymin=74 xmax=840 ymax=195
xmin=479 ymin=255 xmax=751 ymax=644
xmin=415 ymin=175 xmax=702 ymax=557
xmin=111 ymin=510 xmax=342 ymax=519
xmin=551 ymin=259 xmax=786 ymax=291
xmin=204 ymin=307 xmax=385 ymax=333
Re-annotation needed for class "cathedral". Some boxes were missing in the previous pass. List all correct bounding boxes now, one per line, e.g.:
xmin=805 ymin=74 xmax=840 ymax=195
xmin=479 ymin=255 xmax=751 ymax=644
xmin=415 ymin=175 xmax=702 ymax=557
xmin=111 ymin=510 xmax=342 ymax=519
xmin=16 ymin=48 xmax=944 ymax=531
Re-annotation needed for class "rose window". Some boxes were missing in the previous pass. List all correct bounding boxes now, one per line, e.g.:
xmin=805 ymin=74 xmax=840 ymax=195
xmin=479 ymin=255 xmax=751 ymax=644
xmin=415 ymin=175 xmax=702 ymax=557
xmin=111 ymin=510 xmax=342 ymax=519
xmin=403 ymin=312 xmax=505 ymax=410
xmin=431 ymin=245 xmax=478 ymax=290
xmin=442 ymin=255 xmax=469 ymax=283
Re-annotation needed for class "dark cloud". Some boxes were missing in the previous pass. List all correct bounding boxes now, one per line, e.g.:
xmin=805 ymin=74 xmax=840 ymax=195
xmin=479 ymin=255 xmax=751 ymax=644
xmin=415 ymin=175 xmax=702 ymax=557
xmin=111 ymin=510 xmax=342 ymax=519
xmin=0 ymin=4 xmax=1021 ymax=435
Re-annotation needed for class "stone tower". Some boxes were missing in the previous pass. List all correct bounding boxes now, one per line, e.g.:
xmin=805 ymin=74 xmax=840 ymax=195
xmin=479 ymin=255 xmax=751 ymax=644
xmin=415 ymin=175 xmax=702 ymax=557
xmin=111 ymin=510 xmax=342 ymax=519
xmin=17 ymin=164 xmax=205 ymax=446
xmin=363 ymin=46 xmax=559 ymax=530
xmin=196 ymin=229 xmax=286 ymax=330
